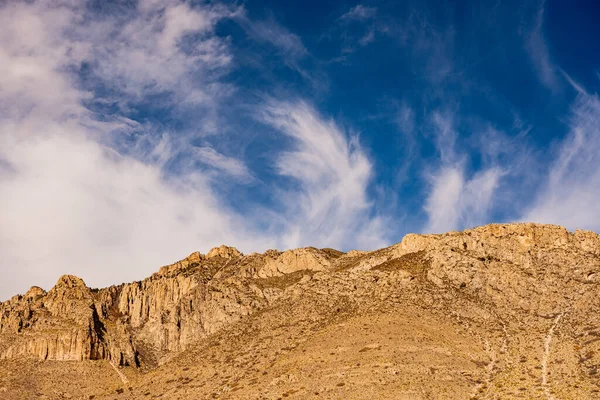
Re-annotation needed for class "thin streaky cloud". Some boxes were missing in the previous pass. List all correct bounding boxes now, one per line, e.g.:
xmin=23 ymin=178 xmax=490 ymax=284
xmin=560 ymin=68 xmax=589 ymax=96
xmin=524 ymin=1 xmax=559 ymax=91
xmin=194 ymin=146 xmax=254 ymax=182
xmin=521 ymin=92 xmax=600 ymax=231
xmin=340 ymin=5 xmax=377 ymax=21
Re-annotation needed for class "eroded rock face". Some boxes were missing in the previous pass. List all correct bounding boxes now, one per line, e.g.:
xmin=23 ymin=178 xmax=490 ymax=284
xmin=257 ymin=247 xmax=332 ymax=278
xmin=206 ymin=245 xmax=242 ymax=260
xmin=376 ymin=224 xmax=600 ymax=320
xmin=1 ymin=223 xmax=599 ymax=376
xmin=0 ymin=275 xmax=107 ymax=362
xmin=23 ymin=286 xmax=45 ymax=300
xmin=0 ymin=243 xmax=338 ymax=366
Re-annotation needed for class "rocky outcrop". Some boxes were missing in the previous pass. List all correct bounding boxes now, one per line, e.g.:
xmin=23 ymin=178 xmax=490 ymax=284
xmin=206 ymin=245 xmax=242 ymax=259
xmin=0 ymin=275 xmax=107 ymax=362
xmin=1 ymin=245 xmax=288 ymax=366
xmin=154 ymin=251 xmax=205 ymax=277
xmin=257 ymin=247 xmax=332 ymax=278
xmin=1 ymin=223 xmax=599 ymax=374
xmin=388 ymin=224 xmax=600 ymax=313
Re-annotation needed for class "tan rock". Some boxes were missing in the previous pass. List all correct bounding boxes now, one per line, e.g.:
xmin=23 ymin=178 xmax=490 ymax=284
xmin=206 ymin=245 xmax=242 ymax=259
xmin=156 ymin=251 xmax=205 ymax=277
xmin=2 ymin=224 xmax=600 ymax=399
xmin=257 ymin=247 xmax=331 ymax=278
xmin=23 ymin=286 xmax=45 ymax=300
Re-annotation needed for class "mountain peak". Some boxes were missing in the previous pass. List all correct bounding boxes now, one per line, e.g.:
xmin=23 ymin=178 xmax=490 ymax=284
xmin=206 ymin=245 xmax=242 ymax=259
xmin=54 ymin=274 xmax=87 ymax=289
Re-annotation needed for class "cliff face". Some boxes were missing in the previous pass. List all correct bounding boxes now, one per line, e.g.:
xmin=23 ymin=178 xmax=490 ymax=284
xmin=1 ymin=223 xmax=599 ymax=398
xmin=0 ymin=244 xmax=338 ymax=366
xmin=0 ymin=275 xmax=107 ymax=362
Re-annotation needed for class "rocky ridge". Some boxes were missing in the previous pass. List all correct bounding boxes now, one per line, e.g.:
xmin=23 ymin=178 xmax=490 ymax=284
xmin=1 ymin=223 xmax=599 ymax=399
xmin=0 ymin=243 xmax=340 ymax=367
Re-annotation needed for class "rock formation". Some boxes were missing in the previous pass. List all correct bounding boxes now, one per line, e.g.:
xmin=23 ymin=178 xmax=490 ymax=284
xmin=0 ymin=244 xmax=339 ymax=367
xmin=0 ymin=223 xmax=599 ymax=399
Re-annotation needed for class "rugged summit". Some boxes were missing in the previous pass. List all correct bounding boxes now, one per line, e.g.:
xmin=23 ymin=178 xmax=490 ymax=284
xmin=1 ymin=223 xmax=599 ymax=399
xmin=0 ymin=245 xmax=335 ymax=367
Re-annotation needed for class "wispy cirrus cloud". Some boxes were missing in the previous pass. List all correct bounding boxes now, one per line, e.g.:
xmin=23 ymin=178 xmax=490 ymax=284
xmin=260 ymin=101 xmax=387 ymax=250
xmin=424 ymin=167 xmax=502 ymax=234
xmin=522 ymin=92 xmax=600 ymax=231
xmin=523 ymin=1 xmax=559 ymax=91
xmin=335 ymin=4 xmax=382 ymax=52
xmin=340 ymin=5 xmax=377 ymax=21
xmin=422 ymin=111 xmax=504 ymax=233
xmin=516 ymin=1 xmax=600 ymax=231
xmin=233 ymin=10 xmax=330 ymax=91
xmin=560 ymin=68 xmax=588 ymax=96
xmin=235 ymin=12 xmax=307 ymax=59
xmin=89 ymin=0 xmax=237 ymax=107
xmin=396 ymin=102 xmax=416 ymax=136
xmin=4 ymin=0 xmax=596 ymax=303
xmin=0 ymin=130 xmax=271 ymax=296
xmin=194 ymin=146 xmax=254 ymax=182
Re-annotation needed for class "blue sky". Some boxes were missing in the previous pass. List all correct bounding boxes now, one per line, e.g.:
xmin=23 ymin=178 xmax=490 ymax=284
xmin=1 ymin=0 xmax=599 ymax=298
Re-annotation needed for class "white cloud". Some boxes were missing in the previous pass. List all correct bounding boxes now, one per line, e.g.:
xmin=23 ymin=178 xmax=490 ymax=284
xmin=396 ymin=102 xmax=415 ymax=135
xmin=0 ymin=131 xmax=273 ymax=297
xmin=521 ymin=93 xmax=600 ymax=231
xmin=340 ymin=5 xmax=377 ymax=21
xmin=424 ymin=166 xmax=464 ymax=233
xmin=430 ymin=112 xmax=459 ymax=164
xmin=359 ymin=29 xmax=376 ymax=46
xmin=0 ymin=0 xmax=236 ymax=122
xmin=524 ymin=2 xmax=559 ymax=91
xmin=394 ymin=11 xmax=455 ymax=84
xmin=260 ymin=101 xmax=387 ymax=250
xmin=0 ymin=0 xmax=256 ymax=299
xmin=235 ymin=11 xmax=307 ymax=59
xmin=194 ymin=146 xmax=253 ymax=181
xmin=424 ymin=165 xmax=502 ymax=233
xmin=423 ymin=112 xmax=503 ymax=233
xmin=461 ymin=168 xmax=503 ymax=227
xmin=86 ymin=1 xmax=236 ymax=105
xmin=336 ymin=5 xmax=381 ymax=52
xmin=232 ymin=10 xmax=329 ymax=91
xmin=0 ymin=1 xmax=89 ymax=122
xmin=560 ymin=68 xmax=588 ymax=96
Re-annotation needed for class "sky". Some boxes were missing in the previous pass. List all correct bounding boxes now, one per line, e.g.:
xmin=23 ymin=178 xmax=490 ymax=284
xmin=1 ymin=0 xmax=600 ymax=299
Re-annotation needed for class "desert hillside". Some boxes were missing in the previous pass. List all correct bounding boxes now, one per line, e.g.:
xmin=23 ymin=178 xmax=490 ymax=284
xmin=1 ymin=223 xmax=599 ymax=399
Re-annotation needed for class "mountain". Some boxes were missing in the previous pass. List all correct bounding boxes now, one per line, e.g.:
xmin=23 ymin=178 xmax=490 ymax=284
xmin=1 ymin=223 xmax=599 ymax=399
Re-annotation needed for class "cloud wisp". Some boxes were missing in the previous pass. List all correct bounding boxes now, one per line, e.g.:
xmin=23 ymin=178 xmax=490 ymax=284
xmin=260 ymin=101 xmax=387 ymax=250
xmin=340 ymin=5 xmax=377 ymax=21
xmin=523 ymin=2 xmax=560 ymax=91
xmin=522 ymin=92 xmax=600 ymax=231
xmin=194 ymin=146 xmax=254 ymax=182
xmin=422 ymin=112 xmax=503 ymax=233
